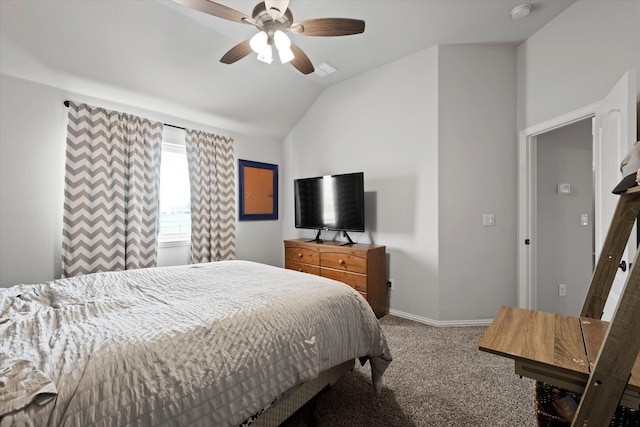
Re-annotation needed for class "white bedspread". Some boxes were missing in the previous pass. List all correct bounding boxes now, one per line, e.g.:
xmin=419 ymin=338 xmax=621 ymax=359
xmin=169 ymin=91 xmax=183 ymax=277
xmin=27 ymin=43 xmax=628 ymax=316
xmin=0 ymin=260 xmax=391 ymax=426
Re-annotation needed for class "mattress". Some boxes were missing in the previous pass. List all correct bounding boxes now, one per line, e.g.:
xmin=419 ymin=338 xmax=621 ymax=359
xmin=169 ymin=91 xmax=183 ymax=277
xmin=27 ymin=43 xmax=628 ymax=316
xmin=0 ymin=260 xmax=391 ymax=426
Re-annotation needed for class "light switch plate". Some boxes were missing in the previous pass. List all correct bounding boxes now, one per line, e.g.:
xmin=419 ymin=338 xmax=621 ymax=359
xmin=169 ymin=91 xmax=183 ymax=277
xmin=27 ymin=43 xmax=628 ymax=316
xmin=559 ymin=284 xmax=567 ymax=297
xmin=580 ymin=214 xmax=589 ymax=226
xmin=483 ymin=213 xmax=495 ymax=226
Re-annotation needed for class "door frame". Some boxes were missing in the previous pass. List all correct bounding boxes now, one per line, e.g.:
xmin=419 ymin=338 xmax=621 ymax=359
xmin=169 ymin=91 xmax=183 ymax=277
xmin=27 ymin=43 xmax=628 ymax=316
xmin=517 ymin=102 xmax=599 ymax=309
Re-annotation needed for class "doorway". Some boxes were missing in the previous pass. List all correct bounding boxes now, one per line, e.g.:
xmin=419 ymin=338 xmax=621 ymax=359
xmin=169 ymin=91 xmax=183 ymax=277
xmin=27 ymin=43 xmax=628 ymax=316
xmin=535 ymin=119 xmax=594 ymax=316
xmin=518 ymin=72 xmax=637 ymax=319
xmin=516 ymin=102 xmax=599 ymax=311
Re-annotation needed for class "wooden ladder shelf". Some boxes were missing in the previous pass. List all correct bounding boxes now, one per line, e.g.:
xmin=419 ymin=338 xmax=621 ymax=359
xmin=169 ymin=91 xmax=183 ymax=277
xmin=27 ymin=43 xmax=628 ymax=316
xmin=479 ymin=186 xmax=640 ymax=426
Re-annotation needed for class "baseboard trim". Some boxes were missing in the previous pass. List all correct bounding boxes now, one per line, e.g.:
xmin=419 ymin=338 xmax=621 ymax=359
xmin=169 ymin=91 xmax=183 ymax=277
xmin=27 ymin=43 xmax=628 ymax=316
xmin=388 ymin=309 xmax=493 ymax=327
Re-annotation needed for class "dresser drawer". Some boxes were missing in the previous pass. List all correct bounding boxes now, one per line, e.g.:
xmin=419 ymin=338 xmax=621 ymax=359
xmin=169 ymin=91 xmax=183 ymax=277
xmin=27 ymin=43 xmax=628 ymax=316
xmin=321 ymin=252 xmax=366 ymax=274
xmin=320 ymin=268 xmax=367 ymax=293
xmin=286 ymin=261 xmax=320 ymax=275
xmin=285 ymin=247 xmax=320 ymax=265
xmin=284 ymin=239 xmax=387 ymax=318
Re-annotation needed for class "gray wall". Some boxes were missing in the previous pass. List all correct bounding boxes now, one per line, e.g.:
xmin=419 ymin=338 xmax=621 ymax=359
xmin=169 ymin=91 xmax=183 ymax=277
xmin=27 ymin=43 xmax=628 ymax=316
xmin=536 ymin=119 xmax=593 ymax=316
xmin=283 ymin=44 xmax=518 ymax=323
xmin=438 ymin=44 xmax=517 ymax=321
xmin=517 ymin=0 xmax=640 ymax=131
xmin=283 ymin=47 xmax=442 ymax=320
xmin=0 ymin=74 xmax=284 ymax=287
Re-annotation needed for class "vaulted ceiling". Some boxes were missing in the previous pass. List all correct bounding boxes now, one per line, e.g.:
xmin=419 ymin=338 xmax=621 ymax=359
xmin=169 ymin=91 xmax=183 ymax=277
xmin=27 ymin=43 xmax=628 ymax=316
xmin=0 ymin=0 xmax=575 ymax=140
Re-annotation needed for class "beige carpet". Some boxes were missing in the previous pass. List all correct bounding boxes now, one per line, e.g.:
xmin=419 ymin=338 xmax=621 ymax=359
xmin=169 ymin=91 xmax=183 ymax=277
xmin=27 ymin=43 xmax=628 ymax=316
xmin=288 ymin=314 xmax=538 ymax=427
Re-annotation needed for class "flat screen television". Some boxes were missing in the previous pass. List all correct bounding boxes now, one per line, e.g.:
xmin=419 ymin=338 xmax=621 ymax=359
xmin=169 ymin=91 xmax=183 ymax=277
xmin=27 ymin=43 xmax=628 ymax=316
xmin=294 ymin=172 xmax=365 ymax=244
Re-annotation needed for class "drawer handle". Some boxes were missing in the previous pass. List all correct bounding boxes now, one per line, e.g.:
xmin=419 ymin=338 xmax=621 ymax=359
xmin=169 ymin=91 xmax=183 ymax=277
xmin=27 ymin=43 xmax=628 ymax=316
xmin=338 ymin=259 xmax=345 ymax=265
xmin=297 ymin=253 xmax=303 ymax=258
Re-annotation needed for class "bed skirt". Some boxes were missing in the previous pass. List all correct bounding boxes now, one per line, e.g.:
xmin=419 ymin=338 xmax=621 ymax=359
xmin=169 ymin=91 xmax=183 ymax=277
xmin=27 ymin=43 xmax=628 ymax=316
xmin=251 ymin=360 xmax=355 ymax=426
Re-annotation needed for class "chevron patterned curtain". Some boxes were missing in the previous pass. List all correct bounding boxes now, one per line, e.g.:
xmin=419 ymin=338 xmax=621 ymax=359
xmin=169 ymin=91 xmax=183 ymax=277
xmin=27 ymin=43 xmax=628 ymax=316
xmin=62 ymin=102 xmax=163 ymax=277
xmin=185 ymin=129 xmax=235 ymax=263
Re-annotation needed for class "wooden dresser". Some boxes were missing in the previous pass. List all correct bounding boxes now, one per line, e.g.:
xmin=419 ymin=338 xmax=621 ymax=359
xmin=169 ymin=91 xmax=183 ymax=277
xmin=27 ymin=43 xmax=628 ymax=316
xmin=283 ymin=239 xmax=387 ymax=318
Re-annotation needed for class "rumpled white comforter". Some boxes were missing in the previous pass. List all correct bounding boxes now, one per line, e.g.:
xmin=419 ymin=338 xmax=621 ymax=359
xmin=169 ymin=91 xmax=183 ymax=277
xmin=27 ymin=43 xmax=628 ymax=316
xmin=0 ymin=260 xmax=391 ymax=426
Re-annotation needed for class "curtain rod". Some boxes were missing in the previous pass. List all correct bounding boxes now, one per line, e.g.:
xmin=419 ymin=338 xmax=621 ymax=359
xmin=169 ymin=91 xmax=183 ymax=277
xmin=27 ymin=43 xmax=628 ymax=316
xmin=63 ymin=100 xmax=186 ymax=131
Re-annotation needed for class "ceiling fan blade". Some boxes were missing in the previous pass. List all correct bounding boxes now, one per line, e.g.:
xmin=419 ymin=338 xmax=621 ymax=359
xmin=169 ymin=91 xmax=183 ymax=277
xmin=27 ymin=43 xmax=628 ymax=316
xmin=220 ymin=40 xmax=253 ymax=64
xmin=172 ymin=0 xmax=254 ymax=25
xmin=291 ymin=18 xmax=365 ymax=36
xmin=290 ymin=43 xmax=314 ymax=75
xmin=265 ymin=0 xmax=289 ymax=18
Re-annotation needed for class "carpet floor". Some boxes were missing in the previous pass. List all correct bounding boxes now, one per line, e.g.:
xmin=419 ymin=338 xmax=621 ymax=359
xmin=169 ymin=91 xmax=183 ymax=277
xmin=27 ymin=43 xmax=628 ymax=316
xmin=287 ymin=314 xmax=538 ymax=426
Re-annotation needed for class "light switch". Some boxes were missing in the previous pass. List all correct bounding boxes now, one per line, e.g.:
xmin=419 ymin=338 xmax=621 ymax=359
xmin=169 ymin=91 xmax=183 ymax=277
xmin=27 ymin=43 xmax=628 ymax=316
xmin=557 ymin=183 xmax=571 ymax=194
xmin=580 ymin=214 xmax=589 ymax=226
xmin=483 ymin=213 xmax=495 ymax=226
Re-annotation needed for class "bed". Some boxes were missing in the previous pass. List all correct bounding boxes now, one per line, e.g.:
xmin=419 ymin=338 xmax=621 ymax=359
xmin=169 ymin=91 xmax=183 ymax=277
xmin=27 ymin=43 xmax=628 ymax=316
xmin=0 ymin=260 xmax=392 ymax=426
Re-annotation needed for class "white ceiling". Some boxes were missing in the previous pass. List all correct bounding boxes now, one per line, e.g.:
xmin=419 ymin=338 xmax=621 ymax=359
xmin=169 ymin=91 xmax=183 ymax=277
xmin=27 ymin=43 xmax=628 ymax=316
xmin=0 ymin=0 xmax=575 ymax=140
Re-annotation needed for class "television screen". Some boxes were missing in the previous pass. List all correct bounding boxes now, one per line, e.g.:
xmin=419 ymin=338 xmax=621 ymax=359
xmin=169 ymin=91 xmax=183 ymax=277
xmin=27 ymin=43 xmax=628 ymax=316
xmin=294 ymin=172 xmax=365 ymax=232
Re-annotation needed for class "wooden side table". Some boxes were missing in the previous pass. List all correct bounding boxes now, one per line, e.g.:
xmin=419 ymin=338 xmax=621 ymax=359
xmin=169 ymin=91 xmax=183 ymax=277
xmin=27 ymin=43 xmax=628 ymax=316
xmin=478 ymin=305 xmax=640 ymax=409
xmin=480 ymin=187 xmax=640 ymax=425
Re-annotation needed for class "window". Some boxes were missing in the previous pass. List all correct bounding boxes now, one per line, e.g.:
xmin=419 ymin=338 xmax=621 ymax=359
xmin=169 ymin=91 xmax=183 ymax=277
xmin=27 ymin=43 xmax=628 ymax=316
xmin=158 ymin=128 xmax=191 ymax=246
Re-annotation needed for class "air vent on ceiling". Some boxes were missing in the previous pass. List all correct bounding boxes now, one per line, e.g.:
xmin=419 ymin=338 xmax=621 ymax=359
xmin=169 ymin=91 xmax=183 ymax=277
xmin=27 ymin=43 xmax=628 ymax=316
xmin=315 ymin=62 xmax=338 ymax=77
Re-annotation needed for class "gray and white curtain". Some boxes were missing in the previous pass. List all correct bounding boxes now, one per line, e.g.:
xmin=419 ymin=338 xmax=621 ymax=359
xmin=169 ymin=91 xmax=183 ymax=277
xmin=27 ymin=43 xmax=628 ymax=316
xmin=185 ymin=129 xmax=235 ymax=263
xmin=62 ymin=102 xmax=163 ymax=277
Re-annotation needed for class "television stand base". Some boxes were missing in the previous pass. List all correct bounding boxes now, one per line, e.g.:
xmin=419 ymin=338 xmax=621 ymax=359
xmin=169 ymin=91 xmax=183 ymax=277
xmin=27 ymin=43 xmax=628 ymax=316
xmin=306 ymin=229 xmax=324 ymax=243
xmin=340 ymin=231 xmax=355 ymax=246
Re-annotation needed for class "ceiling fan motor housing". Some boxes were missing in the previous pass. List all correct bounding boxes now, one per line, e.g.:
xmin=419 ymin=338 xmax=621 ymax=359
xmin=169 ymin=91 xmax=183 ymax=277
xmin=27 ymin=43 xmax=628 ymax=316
xmin=252 ymin=2 xmax=294 ymax=40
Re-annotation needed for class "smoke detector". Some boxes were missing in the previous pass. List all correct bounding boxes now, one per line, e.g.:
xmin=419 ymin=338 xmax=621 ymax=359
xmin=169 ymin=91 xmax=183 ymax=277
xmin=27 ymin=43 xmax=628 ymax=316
xmin=511 ymin=4 xmax=532 ymax=20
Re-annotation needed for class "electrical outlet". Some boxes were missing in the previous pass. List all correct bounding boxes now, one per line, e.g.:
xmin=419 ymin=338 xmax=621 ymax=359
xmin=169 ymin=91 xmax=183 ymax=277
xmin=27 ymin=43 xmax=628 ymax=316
xmin=388 ymin=279 xmax=394 ymax=290
xmin=559 ymin=284 xmax=566 ymax=297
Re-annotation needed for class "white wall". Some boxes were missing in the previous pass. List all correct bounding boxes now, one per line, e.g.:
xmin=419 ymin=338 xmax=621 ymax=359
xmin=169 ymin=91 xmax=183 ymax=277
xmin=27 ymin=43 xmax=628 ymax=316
xmin=283 ymin=43 xmax=518 ymax=323
xmin=437 ymin=44 xmax=518 ymax=321
xmin=283 ymin=47 xmax=441 ymax=319
xmin=0 ymin=75 xmax=67 ymax=286
xmin=234 ymin=135 xmax=284 ymax=266
xmin=0 ymin=74 xmax=283 ymax=287
xmin=536 ymin=119 xmax=593 ymax=316
xmin=517 ymin=0 xmax=640 ymax=130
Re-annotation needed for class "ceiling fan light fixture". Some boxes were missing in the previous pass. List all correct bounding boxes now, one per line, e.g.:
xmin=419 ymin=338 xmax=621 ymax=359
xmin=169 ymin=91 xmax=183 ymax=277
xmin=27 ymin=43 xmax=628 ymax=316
xmin=278 ymin=47 xmax=295 ymax=64
xmin=249 ymin=31 xmax=268 ymax=53
xmin=273 ymin=30 xmax=295 ymax=63
xmin=273 ymin=30 xmax=290 ymax=49
xmin=256 ymin=44 xmax=273 ymax=64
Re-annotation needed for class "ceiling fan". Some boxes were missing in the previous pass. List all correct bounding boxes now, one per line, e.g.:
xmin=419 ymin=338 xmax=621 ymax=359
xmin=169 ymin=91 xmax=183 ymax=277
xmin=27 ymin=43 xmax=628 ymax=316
xmin=172 ymin=0 xmax=365 ymax=75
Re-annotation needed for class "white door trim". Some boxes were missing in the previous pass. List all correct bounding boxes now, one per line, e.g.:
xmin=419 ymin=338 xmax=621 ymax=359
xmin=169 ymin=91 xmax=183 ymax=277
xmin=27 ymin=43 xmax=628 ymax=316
xmin=517 ymin=103 xmax=600 ymax=309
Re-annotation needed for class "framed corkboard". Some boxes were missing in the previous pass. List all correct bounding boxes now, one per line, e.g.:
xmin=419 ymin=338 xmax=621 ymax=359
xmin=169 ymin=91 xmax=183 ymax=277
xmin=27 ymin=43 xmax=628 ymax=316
xmin=238 ymin=159 xmax=278 ymax=221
